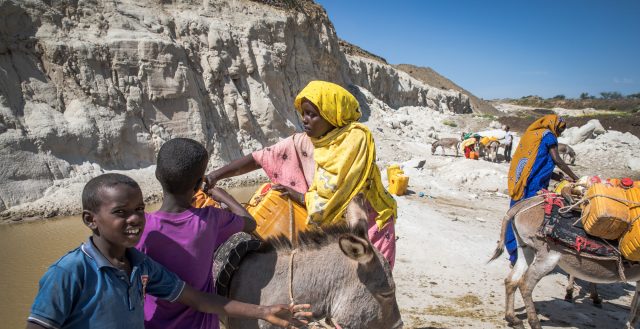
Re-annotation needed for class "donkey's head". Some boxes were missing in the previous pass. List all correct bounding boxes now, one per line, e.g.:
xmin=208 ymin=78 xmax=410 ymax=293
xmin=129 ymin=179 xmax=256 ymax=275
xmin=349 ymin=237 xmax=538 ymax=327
xmin=324 ymin=194 xmax=402 ymax=328
xmin=431 ymin=141 xmax=438 ymax=154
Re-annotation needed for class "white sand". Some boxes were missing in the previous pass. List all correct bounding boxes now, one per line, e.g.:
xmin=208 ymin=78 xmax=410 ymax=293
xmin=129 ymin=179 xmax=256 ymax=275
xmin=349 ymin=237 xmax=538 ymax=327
xmin=370 ymin=103 xmax=640 ymax=328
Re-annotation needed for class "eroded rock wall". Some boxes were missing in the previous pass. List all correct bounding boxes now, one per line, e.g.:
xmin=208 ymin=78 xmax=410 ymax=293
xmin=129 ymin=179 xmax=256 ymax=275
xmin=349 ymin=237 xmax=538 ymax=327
xmin=0 ymin=0 xmax=470 ymax=212
xmin=346 ymin=55 xmax=472 ymax=114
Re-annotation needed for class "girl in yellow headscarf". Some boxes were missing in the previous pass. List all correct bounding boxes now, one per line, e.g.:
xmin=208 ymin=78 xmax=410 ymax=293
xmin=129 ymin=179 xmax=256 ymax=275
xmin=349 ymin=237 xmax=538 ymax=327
xmin=504 ymin=114 xmax=578 ymax=264
xmin=279 ymin=80 xmax=398 ymax=268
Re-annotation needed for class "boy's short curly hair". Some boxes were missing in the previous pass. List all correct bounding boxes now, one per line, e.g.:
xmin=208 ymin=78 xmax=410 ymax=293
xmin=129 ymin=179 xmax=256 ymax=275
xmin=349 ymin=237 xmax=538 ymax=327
xmin=82 ymin=173 xmax=140 ymax=212
xmin=156 ymin=138 xmax=209 ymax=194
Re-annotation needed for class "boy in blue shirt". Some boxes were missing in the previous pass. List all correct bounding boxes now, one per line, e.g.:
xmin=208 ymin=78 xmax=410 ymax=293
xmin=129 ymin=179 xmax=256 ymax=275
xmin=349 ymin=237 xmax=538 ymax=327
xmin=26 ymin=173 xmax=311 ymax=329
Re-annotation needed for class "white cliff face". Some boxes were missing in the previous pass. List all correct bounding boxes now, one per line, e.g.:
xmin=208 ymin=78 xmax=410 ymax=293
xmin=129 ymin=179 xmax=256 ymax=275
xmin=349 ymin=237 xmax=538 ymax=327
xmin=0 ymin=0 xmax=470 ymax=214
xmin=346 ymin=55 xmax=471 ymax=114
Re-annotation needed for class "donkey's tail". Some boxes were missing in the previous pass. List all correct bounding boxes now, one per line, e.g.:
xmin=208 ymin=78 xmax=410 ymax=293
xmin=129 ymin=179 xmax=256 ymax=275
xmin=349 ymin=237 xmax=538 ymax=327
xmin=487 ymin=213 xmax=511 ymax=263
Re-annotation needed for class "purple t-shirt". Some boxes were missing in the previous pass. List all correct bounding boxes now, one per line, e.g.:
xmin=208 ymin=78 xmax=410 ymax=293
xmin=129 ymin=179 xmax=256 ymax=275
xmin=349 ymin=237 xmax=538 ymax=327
xmin=136 ymin=207 xmax=245 ymax=329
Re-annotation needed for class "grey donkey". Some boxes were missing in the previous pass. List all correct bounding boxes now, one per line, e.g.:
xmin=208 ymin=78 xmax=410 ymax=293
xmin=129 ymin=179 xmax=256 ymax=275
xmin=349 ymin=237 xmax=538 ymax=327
xmin=489 ymin=196 xmax=640 ymax=329
xmin=558 ymin=143 xmax=576 ymax=165
xmin=431 ymin=138 xmax=460 ymax=157
xmin=224 ymin=194 xmax=403 ymax=329
xmin=482 ymin=140 xmax=500 ymax=162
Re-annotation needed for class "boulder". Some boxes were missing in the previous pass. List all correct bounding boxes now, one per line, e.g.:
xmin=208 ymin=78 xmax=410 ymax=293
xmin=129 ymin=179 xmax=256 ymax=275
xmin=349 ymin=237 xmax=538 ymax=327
xmin=562 ymin=119 xmax=606 ymax=145
xmin=628 ymin=158 xmax=640 ymax=171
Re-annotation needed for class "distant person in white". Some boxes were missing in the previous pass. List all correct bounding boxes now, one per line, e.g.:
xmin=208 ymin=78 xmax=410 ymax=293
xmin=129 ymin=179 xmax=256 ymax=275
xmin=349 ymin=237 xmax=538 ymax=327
xmin=502 ymin=125 xmax=513 ymax=162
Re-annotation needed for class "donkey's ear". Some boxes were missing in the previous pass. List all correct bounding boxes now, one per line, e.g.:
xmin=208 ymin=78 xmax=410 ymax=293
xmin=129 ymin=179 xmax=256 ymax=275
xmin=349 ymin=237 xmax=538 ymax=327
xmin=345 ymin=193 xmax=369 ymax=238
xmin=339 ymin=234 xmax=374 ymax=264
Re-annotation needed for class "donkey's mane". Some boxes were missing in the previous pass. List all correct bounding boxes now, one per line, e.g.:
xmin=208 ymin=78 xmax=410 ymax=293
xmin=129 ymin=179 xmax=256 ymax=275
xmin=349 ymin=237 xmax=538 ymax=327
xmin=259 ymin=224 xmax=354 ymax=252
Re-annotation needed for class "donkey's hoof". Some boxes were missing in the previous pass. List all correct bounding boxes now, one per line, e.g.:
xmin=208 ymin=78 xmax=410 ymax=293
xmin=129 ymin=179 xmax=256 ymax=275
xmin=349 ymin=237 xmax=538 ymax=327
xmin=564 ymin=293 xmax=574 ymax=302
xmin=505 ymin=315 xmax=522 ymax=326
xmin=593 ymin=300 xmax=603 ymax=308
xmin=527 ymin=320 xmax=543 ymax=329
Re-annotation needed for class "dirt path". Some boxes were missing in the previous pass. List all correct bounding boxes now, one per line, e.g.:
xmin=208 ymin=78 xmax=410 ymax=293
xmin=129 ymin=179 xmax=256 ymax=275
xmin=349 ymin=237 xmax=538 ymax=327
xmin=393 ymin=187 xmax=636 ymax=329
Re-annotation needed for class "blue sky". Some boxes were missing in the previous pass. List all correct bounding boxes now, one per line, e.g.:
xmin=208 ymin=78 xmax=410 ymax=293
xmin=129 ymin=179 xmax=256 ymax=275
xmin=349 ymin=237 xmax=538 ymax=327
xmin=315 ymin=0 xmax=640 ymax=100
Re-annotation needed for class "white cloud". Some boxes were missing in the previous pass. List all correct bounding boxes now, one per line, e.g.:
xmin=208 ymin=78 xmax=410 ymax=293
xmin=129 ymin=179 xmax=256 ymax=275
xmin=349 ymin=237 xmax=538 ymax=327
xmin=613 ymin=77 xmax=634 ymax=84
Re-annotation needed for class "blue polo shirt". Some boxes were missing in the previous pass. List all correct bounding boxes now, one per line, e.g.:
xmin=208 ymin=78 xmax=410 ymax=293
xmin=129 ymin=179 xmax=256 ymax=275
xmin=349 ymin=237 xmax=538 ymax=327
xmin=28 ymin=238 xmax=185 ymax=329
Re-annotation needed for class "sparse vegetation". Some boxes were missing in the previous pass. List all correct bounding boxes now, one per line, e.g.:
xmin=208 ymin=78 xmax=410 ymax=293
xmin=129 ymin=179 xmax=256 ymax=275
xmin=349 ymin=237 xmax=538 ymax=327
xmin=442 ymin=120 xmax=458 ymax=127
xmin=476 ymin=114 xmax=497 ymax=120
xmin=600 ymin=91 xmax=624 ymax=99
xmin=580 ymin=92 xmax=594 ymax=99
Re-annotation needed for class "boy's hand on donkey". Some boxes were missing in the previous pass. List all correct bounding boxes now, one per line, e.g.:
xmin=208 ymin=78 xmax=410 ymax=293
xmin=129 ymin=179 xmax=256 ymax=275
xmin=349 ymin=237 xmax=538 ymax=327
xmin=206 ymin=187 xmax=231 ymax=202
xmin=204 ymin=173 xmax=220 ymax=190
xmin=261 ymin=303 xmax=313 ymax=328
xmin=271 ymin=184 xmax=304 ymax=205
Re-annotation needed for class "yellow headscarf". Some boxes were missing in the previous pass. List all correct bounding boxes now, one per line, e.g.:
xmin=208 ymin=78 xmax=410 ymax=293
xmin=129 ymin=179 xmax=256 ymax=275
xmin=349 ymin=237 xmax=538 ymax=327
xmin=294 ymin=81 xmax=397 ymax=229
xmin=508 ymin=114 xmax=565 ymax=201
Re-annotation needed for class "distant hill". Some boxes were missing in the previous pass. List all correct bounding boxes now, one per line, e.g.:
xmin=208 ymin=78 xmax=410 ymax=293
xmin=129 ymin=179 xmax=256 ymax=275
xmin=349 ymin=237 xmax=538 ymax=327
xmin=394 ymin=64 xmax=500 ymax=116
xmin=496 ymin=96 xmax=640 ymax=112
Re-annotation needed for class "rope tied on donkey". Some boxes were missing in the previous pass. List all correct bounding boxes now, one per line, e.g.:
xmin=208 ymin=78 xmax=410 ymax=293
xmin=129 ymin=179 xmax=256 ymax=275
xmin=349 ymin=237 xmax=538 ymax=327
xmin=559 ymin=193 xmax=640 ymax=225
xmin=285 ymin=197 xmax=340 ymax=329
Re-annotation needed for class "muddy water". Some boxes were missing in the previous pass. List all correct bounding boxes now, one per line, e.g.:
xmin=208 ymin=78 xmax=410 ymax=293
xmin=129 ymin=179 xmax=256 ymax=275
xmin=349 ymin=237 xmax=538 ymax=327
xmin=0 ymin=185 xmax=258 ymax=329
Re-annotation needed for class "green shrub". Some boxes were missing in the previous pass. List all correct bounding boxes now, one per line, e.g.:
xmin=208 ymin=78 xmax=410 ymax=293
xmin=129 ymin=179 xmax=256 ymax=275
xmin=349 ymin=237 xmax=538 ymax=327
xmin=443 ymin=120 xmax=458 ymax=127
xmin=477 ymin=114 xmax=496 ymax=120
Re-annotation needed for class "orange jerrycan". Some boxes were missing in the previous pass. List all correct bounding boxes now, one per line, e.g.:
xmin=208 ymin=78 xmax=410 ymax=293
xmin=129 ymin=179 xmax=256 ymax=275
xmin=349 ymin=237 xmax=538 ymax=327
xmin=607 ymin=178 xmax=621 ymax=187
xmin=192 ymin=190 xmax=220 ymax=208
xmin=245 ymin=183 xmax=309 ymax=241
xmin=618 ymin=181 xmax=640 ymax=260
xmin=581 ymin=183 xmax=630 ymax=240
xmin=388 ymin=174 xmax=409 ymax=196
xmin=387 ymin=164 xmax=409 ymax=196
xmin=387 ymin=164 xmax=403 ymax=184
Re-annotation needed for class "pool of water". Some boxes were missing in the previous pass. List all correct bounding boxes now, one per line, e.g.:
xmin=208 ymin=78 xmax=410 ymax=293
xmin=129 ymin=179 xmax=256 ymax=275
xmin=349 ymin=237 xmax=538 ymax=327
xmin=0 ymin=185 xmax=258 ymax=329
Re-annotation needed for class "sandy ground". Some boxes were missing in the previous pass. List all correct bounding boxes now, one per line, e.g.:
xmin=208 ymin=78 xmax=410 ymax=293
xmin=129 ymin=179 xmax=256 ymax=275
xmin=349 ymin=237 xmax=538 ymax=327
xmin=387 ymin=150 xmax=636 ymax=329
xmin=4 ymin=103 xmax=640 ymax=328
xmin=366 ymin=104 xmax=640 ymax=328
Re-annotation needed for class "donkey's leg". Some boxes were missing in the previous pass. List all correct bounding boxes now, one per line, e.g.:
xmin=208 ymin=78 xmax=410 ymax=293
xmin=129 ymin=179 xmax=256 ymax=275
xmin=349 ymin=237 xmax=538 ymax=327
xmin=589 ymin=283 xmax=602 ymax=307
xmin=519 ymin=249 xmax=560 ymax=329
xmin=505 ymin=255 xmax=527 ymax=325
xmin=564 ymin=274 xmax=575 ymax=302
xmin=625 ymin=282 xmax=640 ymax=329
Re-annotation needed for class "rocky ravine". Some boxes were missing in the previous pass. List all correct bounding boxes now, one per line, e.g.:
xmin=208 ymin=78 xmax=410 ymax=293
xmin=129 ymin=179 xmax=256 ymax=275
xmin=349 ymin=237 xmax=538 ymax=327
xmin=0 ymin=0 xmax=474 ymax=218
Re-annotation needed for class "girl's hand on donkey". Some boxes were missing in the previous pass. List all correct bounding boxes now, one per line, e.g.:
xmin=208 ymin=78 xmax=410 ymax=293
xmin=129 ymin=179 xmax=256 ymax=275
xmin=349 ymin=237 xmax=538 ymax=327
xmin=261 ymin=303 xmax=313 ymax=328
xmin=271 ymin=184 xmax=305 ymax=205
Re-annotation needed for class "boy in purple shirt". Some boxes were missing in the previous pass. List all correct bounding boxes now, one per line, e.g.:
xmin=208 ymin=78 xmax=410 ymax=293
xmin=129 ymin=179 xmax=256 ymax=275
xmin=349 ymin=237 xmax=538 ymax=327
xmin=136 ymin=138 xmax=258 ymax=329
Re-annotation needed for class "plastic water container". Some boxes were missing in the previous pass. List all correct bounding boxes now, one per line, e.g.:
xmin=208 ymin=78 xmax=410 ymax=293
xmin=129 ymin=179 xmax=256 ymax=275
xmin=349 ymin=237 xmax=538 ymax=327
xmin=607 ymin=178 xmax=621 ymax=187
xmin=581 ymin=183 xmax=630 ymax=240
xmin=554 ymin=180 xmax=571 ymax=194
xmin=245 ymin=183 xmax=309 ymax=240
xmin=387 ymin=164 xmax=403 ymax=184
xmin=469 ymin=151 xmax=479 ymax=160
xmin=619 ymin=182 xmax=640 ymax=260
xmin=192 ymin=190 xmax=220 ymax=208
xmin=388 ymin=174 xmax=409 ymax=196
